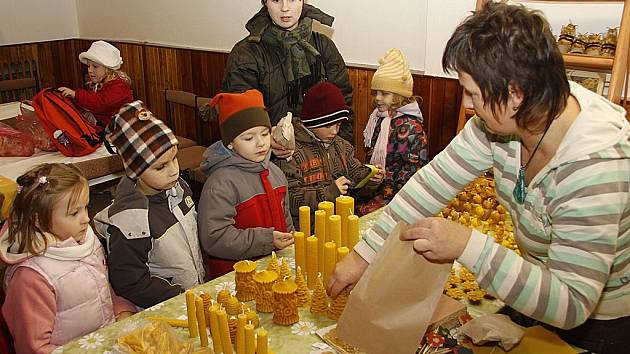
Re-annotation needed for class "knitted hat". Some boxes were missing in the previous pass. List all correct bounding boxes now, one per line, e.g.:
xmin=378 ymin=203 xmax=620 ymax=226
xmin=371 ymin=48 xmax=413 ymax=97
xmin=300 ymin=82 xmax=350 ymax=128
xmin=106 ymin=101 xmax=179 ymax=180
xmin=79 ymin=40 xmax=123 ymax=70
xmin=210 ymin=89 xmax=271 ymax=145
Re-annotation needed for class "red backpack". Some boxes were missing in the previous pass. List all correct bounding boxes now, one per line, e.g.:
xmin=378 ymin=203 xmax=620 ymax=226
xmin=32 ymin=88 xmax=103 ymax=156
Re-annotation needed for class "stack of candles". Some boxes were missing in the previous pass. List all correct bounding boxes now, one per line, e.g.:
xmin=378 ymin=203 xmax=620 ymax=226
xmin=296 ymin=196 xmax=360 ymax=287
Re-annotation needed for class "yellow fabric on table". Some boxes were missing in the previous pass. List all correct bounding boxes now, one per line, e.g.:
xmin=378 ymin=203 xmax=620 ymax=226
xmin=466 ymin=325 xmax=577 ymax=354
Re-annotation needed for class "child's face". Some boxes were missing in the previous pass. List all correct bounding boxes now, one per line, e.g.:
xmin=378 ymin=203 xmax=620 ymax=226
xmin=86 ymin=59 xmax=108 ymax=84
xmin=310 ymin=122 xmax=341 ymax=143
xmin=374 ymin=90 xmax=395 ymax=113
xmin=136 ymin=146 xmax=180 ymax=195
xmin=265 ymin=0 xmax=303 ymax=31
xmin=229 ymin=126 xmax=271 ymax=163
xmin=50 ymin=183 xmax=90 ymax=242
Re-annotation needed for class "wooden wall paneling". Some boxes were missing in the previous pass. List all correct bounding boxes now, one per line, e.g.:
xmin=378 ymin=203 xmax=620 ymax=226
xmin=189 ymin=50 xmax=227 ymax=146
xmin=107 ymin=41 xmax=148 ymax=102
xmin=48 ymin=40 xmax=83 ymax=89
xmin=347 ymin=67 xmax=374 ymax=162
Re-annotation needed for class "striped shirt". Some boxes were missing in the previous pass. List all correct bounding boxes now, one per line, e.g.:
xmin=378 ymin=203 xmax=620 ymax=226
xmin=355 ymin=82 xmax=630 ymax=329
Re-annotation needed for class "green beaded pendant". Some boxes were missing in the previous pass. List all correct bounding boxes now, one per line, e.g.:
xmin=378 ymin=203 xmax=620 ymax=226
xmin=513 ymin=166 xmax=527 ymax=204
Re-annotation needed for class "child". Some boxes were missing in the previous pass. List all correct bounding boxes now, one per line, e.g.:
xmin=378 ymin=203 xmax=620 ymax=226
xmin=94 ymin=101 xmax=205 ymax=308
xmin=198 ymin=89 xmax=294 ymax=279
xmin=277 ymin=81 xmax=385 ymax=224
xmin=358 ymin=48 xmax=428 ymax=215
xmin=58 ymin=40 xmax=134 ymax=129
xmin=0 ymin=163 xmax=135 ymax=353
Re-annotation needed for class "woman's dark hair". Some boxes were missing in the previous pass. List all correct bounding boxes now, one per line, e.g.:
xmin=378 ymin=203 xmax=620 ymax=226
xmin=442 ymin=1 xmax=569 ymax=132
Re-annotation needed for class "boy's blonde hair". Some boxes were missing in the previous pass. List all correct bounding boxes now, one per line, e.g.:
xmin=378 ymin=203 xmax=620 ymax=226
xmin=9 ymin=163 xmax=88 ymax=255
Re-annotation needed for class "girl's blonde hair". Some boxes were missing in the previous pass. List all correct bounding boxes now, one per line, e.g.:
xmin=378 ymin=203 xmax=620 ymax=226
xmin=372 ymin=91 xmax=423 ymax=116
xmin=86 ymin=68 xmax=132 ymax=87
xmin=8 ymin=163 xmax=88 ymax=255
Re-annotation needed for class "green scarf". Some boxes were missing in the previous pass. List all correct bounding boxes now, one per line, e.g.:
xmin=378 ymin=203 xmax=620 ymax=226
xmin=262 ymin=18 xmax=320 ymax=83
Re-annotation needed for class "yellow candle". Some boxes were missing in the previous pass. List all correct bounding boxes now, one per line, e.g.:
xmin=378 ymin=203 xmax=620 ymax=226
xmin=293 ymin=231 xmax=306 ymax=276
xmin=217 ymin=309 xmax=234 ymax=354
xmin=209 ymin=303 xmax=223 ymax=353
xmin=314 ymin=210 xmax=326 ymax=274
xmin=253 ymin=270 xmax=279 ymax=313
xmin=244 ymin=323 xmax=255 ymax=354
xmin=299 ymin=205 xmax=311 ymax=237
xmin=335 ymin=196 xmax=354 ymax=247
xmin=195 ymin=297 xmax=209 ymax=347
xmin=272 ymin=278 xmax=299 ymax=325
xmin=328 ymin=215 xmax=341 ymax=246
xmin=185 ymin=290 xmax=198 ymax=338
xmin=257 ymin=327 xmax=269 ymax=354
xmin=337 ymin=246 xmax=349 ymax=262
xmin=318 ymin=201 xmax=334 ymax=219
xmin=347 ymin=214 xmax=359 ymax=249
xmin=236 ymin=313 xmax=247 ymax=354
xmin=306 ymin=236 xmax=318 ymax=289
xmin=234 ymin=260 xmax=258 ymax=302
xmin=323 ymin=242 xmax=336 ymax=285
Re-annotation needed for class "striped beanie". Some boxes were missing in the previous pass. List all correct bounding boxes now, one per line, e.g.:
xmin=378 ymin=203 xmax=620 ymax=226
xmin=371 ymin=48 xmax=413 ymax=98
xmin=106 ymin=101 xmax=179 ymax=180
xmin=210 ymin=89 xmax=271 ymax=146
xmin=300 ymin=82 xmax=349 ymax=129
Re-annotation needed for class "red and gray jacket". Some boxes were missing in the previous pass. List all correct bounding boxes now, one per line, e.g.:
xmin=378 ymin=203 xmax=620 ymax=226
xmin=197 ymin=141 xmax=294 ymax=278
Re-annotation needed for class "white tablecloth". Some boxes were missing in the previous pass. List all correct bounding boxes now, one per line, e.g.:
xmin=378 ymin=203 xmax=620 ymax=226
xmin=0 ymin=102 xmax=21 ymax=121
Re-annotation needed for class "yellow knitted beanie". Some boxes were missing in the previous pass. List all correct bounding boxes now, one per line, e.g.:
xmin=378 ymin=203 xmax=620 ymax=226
xmin=371 ymin=48 xmax=413 ymax=97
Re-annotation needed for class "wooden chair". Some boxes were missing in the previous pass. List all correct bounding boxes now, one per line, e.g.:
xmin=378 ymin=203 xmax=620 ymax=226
xmin=164 ymin=89 xmax=200 ymax=149
xmin=0 ymin=60 xmax=39 ymax=103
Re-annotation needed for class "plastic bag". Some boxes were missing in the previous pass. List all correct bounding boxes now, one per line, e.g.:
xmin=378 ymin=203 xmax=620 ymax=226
xmin=14 ymin=102 xmax=57 ymax=152
xmin=0 ymin=122 xmax=34 ymax=157
xmin=114 ymin=319 xmax=193 ymax=354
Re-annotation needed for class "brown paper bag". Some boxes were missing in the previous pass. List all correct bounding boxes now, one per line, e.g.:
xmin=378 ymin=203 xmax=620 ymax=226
xmin=336 ymin=222 xmax=452 ymax=354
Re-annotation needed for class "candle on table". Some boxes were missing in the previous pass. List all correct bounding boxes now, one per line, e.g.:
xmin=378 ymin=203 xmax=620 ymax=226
xmin=236 ymin=313 xmax=247 ymax=354
xmin=294 ymin=266 xmax=311 ymax=307
xmin=314 ymin=210 xmax=326 ymax=274
xmin=293 ymin=231 xmax=306 ymax=276
xmin=337 ymin=246 xmax=349 ymax=262
xmin=310 ymin=273 xmax=329 ymax=315
xmin=234 ymin=260 xmax=258 ymax=302
xmin=252 ymin=270 xmax=278 ymax=313
xmin=209 ymin=303 xmax=223 ymax=353
xmin=323 ymin=242 xmax=336 ymax=284
xmin=257 ymin=327 xmax=269 ymax=354
xmin=318 ymin=201 xmax=334 ymax=219
xmin=244 ymin=323 xmax=255 ymax=354
xmin=299 ymin=205 xmax=311 ymax=237
xmin=305 ymin=235 xmax=318 ymax=289
xmin=217 ymin=308 xmax=234 ymax=354
xmin=335 ymin=196 xmax=354 ymax=246
xmin=185 ymin=290 xmax=198 ymax=338
xmin=328 ymin=215 xmax=341 ymax=246
xmin=272 ymin=277 xmax=299 ymax=325
xmin=347 ymin=214 xmax=360 ymax=250
xmin=195 ymin=297 xmax=209 ymax=347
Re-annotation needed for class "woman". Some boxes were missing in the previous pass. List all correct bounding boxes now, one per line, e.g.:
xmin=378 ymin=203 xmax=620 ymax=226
xmin=328 ymin=2 xmax=629 ymax=353
xmin=221 ymin=0 xmax=354 ymax=157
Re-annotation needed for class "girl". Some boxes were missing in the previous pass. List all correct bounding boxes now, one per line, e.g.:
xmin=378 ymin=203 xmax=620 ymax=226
xmin=58 ymin=40 xmax=134 ymax=129
xmin=358 ymin=48 xmax=428 ymax=215
xmin=0 ymin=163 xmax=134 ymax=353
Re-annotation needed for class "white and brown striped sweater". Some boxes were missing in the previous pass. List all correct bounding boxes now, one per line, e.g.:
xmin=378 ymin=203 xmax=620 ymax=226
xmin=356 ymin=82 xmax=630 ymax=330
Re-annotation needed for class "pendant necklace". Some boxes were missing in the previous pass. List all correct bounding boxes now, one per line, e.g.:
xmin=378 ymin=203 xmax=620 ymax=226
xmin=513 ymin=122 xmax=553 ymax=204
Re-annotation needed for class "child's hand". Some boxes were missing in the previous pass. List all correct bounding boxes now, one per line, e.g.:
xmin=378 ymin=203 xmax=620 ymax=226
xmin=116 ymin=311 xmax=134 ymax=321
xmin=273 ymin=231 xmax=294 ymax=249
xmin=58 ymin=87 xmax=76 ymax=98
xmin=335 ymin=176 xmax=352 ymax=195
xmin=370 ymin=165 xmax=385 ymax=183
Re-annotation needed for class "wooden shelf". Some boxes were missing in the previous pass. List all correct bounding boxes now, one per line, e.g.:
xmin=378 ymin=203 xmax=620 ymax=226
xmin=562 ymin=53 xmax=614 ymax=72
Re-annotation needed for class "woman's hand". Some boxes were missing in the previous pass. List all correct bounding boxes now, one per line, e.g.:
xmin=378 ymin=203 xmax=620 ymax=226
xmin=273 ymin=231 xmax=294 ymax=249
xmin=400 ymin=217 xmax=472 ymax=262
xmin=327 ymin=250 xmax=368 ymax=298
xmin=335 ymin=176 xmax=352 ymax=195
xmin=57 ymin=87 xmax=76 ymax=98
xmin=370 ymin=165 xmax=385 ymax=183
xmin=270 ymin=127 xmax=294 ymax=159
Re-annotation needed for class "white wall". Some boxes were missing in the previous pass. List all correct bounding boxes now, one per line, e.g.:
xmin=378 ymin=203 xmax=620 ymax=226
xmin=0 ymin=0 xmax=79 ymax=45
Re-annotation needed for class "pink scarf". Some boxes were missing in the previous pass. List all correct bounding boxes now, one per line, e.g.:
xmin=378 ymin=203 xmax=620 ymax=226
xmin=363 ymin=108 xmax=391 ymax=168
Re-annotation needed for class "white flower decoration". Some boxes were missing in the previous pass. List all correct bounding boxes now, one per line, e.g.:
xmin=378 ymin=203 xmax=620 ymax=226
xmin=291 ymin=321 xmax=318 ymax=336
xmin=51 ymin=348 xmax=63 ymax=354
xmin=215 ymin=281 xmax=236 ymax=295
xmin=145 ymin=302 xmax=165 ymax=311
xmin=78 ymin=332 xmax=104 ymax=349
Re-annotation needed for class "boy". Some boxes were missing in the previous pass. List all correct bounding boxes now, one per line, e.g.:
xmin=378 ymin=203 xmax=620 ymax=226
xmin=94 ymin=101 xmax=205 ymax=308
xmin=198 ymin=89 xmax=294 ymax=279
xmin=277 ymin=82 xmax=384 ymax=225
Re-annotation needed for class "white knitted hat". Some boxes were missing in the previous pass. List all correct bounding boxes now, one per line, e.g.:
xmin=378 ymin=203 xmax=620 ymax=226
xmin=371 ymin=48 xmax=413 ymax=97
xmin=79 ymin=40 xmax=123 ymax=70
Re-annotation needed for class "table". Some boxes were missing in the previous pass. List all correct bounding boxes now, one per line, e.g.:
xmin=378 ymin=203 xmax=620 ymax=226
xmin=55 ymin=211 xmax=503 ymax=354
xmin=0 ymin=102 xmax=21 ymax=121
